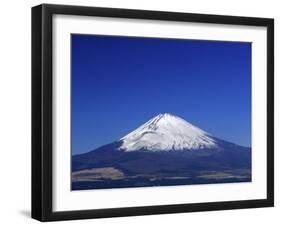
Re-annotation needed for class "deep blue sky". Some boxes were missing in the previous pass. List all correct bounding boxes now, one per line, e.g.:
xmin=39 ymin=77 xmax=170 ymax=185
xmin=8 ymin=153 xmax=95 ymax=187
xmin=72 ymin=34 xmax=251 ymax=155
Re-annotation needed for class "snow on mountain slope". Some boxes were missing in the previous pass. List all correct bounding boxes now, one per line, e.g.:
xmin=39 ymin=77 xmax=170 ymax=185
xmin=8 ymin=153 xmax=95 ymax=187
xmin=119 ymin=113 xmax=218 ymax=152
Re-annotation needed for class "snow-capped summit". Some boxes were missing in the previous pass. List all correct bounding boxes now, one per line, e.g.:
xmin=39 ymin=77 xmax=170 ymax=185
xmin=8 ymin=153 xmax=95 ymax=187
xmin=72 ymin=113 xmax=252 ymax=190
xmin=119 ymin=113 xmax=218 ymax=152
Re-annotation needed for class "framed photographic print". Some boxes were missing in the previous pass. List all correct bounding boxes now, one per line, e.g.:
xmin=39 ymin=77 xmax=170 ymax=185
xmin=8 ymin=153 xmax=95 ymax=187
xmin=32 ymin=4 xmax=274 ymax=221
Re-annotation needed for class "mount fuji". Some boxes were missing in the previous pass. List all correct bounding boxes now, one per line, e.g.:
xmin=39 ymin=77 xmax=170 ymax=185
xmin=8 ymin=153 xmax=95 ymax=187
xmin=72 ymin=113 xmax=251 ymax=190
xmin=119 ymin=113 xmax=218 ymax=151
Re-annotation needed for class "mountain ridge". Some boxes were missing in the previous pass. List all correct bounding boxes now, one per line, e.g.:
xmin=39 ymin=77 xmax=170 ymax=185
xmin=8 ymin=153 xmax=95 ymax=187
xmin=72 ymin=113 xmax=251 ymax=190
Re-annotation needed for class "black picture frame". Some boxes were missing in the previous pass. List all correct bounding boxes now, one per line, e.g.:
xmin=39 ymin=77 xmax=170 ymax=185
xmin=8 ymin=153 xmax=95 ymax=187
xmin=32 ymin=4 xmax=274 ymax=222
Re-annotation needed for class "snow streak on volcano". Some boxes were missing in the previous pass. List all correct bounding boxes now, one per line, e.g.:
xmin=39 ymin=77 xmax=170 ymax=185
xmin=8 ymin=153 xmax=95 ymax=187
xmin=119 ymin=113 xmax=218 ymax=151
